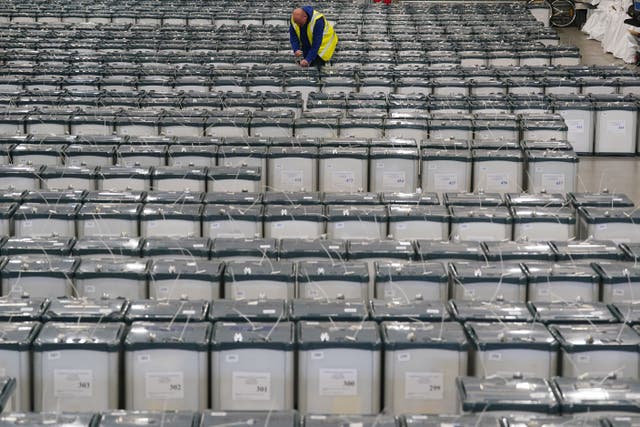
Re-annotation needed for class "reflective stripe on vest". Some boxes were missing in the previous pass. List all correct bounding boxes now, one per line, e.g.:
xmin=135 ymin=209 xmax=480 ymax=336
xmin=291 ymin=10 xmax=338 ymax=61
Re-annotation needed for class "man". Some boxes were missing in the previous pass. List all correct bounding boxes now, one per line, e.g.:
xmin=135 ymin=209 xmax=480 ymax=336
xmin=289 ymin=6 xmax=338 ymax=69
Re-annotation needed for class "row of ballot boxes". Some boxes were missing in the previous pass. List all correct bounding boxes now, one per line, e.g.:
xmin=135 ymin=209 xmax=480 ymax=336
xmin=1 ymin=255 xmax=640 ymax=302
xmin=5 ymin=308 xmax=640 ymax=413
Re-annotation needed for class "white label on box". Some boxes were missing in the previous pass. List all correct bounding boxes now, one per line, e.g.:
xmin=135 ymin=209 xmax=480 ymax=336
xmin=576 ymin=354 xmax=591 ymax=363
xmin=404 ymin=372 xmax=444 ymax=400
xmin=394 ymin=223 xmax=407 ymax=230
xmin=225 ymin=354 xmax=239 ymax=363
xmin=428 ymin=163 xmax=437 ymax=170
xmin=311 ymin=351 xmax=324 ymax=360
xmin=332 ymin=171 xmax=356 ymax=187
xmin=54 ymin=369 xmax=93 ymax=397
xmin=334 ymin=222 xmax=345 ymax=229
xmin=48 ymin=351 xmax=60 ymax=360
xmin=232 ymin=371 xmax=271 ymax=401
xmin=159 ymin=286 xmax=169 ymax=294
xmin=607 ymin=120 xmax=626 ymax=134
xmin=522 ymin=223 xmax=534 ymax=230
xmin=85 ymin=220 xmax=95 ymax=228
xmin=263 ymin=309 xmax=276 ymax=314
xmin=85 ymin=285 xmax=96 ymax=294
xmin=566 ymin=119 xmax=585 ymax=134
xmin=344 ymin=308 xmax=357 ymax=313
xmin=486 ymin=173 xmax=510 ymax=189
xmin=137 ymin=354 xmax=151 ymax=363
xmin=541 ymin=174 xmax=565 ymax=191
xmin=281 ymin=170 xmax=304 ymax=186
xmin=21 ymin=220 xmax=32 ymax=228
xmin=274 ymin=222 xmax=284 ymax=229
xmin=398 ymin=352 xmax=411 ymax=362
xmin=145 ymin=371 xmax=184 ymax=400
xmin=488 ymin=352 xmax=502 ymax=361
xmin=434 ymin=173 xmax=459 ymax=190
xmin=376 ymin=161 xmax=385 ymax=169
xmin=538 ymin=288 xmax=550 ymax=296
xmin=613 ymin=288 xmax=625 ymax=296
xmin=596 ymin=224 xmax=608 ymax=230
xmin=463 ymin=288 xmax=475 ymax=297
xmin=626 ymin=393 xmax=640 ymax=400
xmin=382 ymin=171 xmax=406 ymax=189
xmin=148 ymin=220 xmax=158 ymax=229
xmin=384 ymin=288 xmax=395 ymax=297
xmin=10 ymin=285 xmax=23 ymax=293
xmin=319 ymin=368 xmax=358 ymax=396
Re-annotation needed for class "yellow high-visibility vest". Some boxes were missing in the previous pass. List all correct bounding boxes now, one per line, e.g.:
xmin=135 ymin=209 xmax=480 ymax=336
xmin=291 ymin=10 xmax=338 ymax=61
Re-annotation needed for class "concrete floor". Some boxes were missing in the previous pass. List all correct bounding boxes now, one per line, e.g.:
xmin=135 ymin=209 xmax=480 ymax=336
xmin=555 ymin=27 xmax=640 ymax=203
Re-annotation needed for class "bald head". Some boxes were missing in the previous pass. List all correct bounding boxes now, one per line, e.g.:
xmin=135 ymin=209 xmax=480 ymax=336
xmin=292 ymin=8 xmax=308 ymax=26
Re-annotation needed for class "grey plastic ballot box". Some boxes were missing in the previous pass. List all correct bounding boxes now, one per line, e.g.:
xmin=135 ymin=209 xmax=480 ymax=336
xmin=511 ymin=207 xmax=576 ymax=242
xmin=421 ymin=148 xmax=473 ymax=193
xmin=13 ymin=203 xmax=79 ymax=238
xmin=1 ymin=236 xmax=75 ymax=257
xmin=140 ymin=204 xmax=202 ymax=238
xmin=528 ymin=301 xmax=618 ymax=324
xmin=290 ymin=300 xmax=369 ymax=321
xmin=375 ymin=262 xmax=448 ymax=302
xmin=449 ymin=261 xmax=527 ymax=302
xmin=97 ymin=411 xmax=197 ymax=427
xmin=449 ymin=206 xmax=513 ymax=242
xmin=383 ymin=321 xmax=468 ymax=414
xmin=472 ymin=149 xmax=524 ymax=193
xmin=0 ymin=412 xmax=96 ymax=427
xmin=550 ymin=323 xmax=640 ymax=379
xmin=448 ymin=300 xmax=534 ymax=322
xmin=296 ymin=260 xmax=369 ymax=300
xmin=403 ymin=414 xmax=502 ymax=427
xmin=525 ymin=150 xmax=578 ymax=194
xmin=72 ymin=236 xmax=142 ymax=259
xmin=42 ymin=297 xmax=128 ymax=323
xmin=551 ymin=240 xmax=624 ymax=261
xmin=369 ymin=147 xmax=419 ymax=193
xmin=318 ymin=147 xmax=369 ymax=193
xmin=124 ymin=300 xmax=209 ymax=323
xmin=149 ymin=259 xmax=222 ymax=300
xmin=141 ymin=237 xmax=211 ymax=260
xmin=198 ymin=411 xmax=298 ymax=427
xmin=369 ymin=300 xmax=451 ymax=322
xmin=578 ymin=207 xmax=640 ymax=243
xmin=77 ymin=203 xmax=141 ymax=238
xmin=75 ymin=258 xmax=148 ymax=300
xmin=33 ymin=322 xmax=124 ymax=411
xmin=523 ymin=262 xmax=600 ymax=303
xmin=0 ymin=378 xmax=14 ymax=413
xmin=224 ymin=261 xmax=295 ymax=301
xmin=387 ymin=205 xmax=450 ymax=241
xmin=465 ymin=321 xmax=558 ymax=378
xmin=124 ymin=321 xmax=210 ymax=410
xmin=40 ymin=166 xmax=97 ymax=191
xmin=482 ymin=241 xmax=556 ymax=262
xmin=203 ymin=204 xmax=263 ymax=239
xmin=553 ymin=376 xmax=640 ymax=415
xmin=592 ymin=261 xmax=640 ymax=303
xmin=167 ymin=144 xmax=217 ymax=168
xmin=606 ymin=415 xmax=640 ymax=426
xmin=0 ymin=165 xmax=42 ymax=191
xmin=210 ymin=321 xmax=295 ymax=410
xmin=263 ymin=205 xmax=325 ymax=239
xmin=267 ymin=146 xmax=318 ymax=192
xmin=296 ymin=321 xmax=381 ymax=414
xmin=0 ymin=321 xmax=39 ymax=410
xmin=1 ymin=256 xmax=77 ymax=298
xmin=416 ymin=240 xmax=486 ymax=262
xmin=303 ymin=415 xmax=399 ymax=427
xmin=207 ymin=166 xmax=261 ymax=193
xmin=0 ymin=296 xmax=48 ymax=321
xmin=326 ymin=205 xmax=388 ymax=241
xmin=279 ymin=239 xmax=347 ymax=262
xmin=209 ymin=300 xmax=288 ymax=323
xmin=456 ymin=376 xmax=559 ymax=415
xmin=211 ymin=238 xmax=277 ymax=262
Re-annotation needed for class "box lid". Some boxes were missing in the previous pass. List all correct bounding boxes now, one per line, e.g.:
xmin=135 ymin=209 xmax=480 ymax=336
xmin=33 ymin=321 xmax=125 ymax=351
xmin=124 ymin=321 xmax=210 ymax=350
xmin=304 ymin=415 xmax=398 ymax=427
xmin=211 ymin=238 xmax=277 ymax=259
xmin=416 ymin=240 xmax=485 ymax=261
xmin=524 ymin=262 xmax=599 ymax=283
xmin=326 ymin=205 xmax=388 ymax=221
xmin=75 ymin=257 xmax=148 ymax=279
xmin=551 ymin=240 xmax=623 ymax=261
xmin=42 ymin=295 xmax=128 ymax=321
xmin=1 ymin=236 xmax=74 ymax=257
xmin=449 ymin=300 xmax=533 ymax=322
xmin=125 ymin=300 xmax=209 ymax=323
xmin=381 ymin=192 xmax=440 ymax=205
xmin=208 ymin=299 xmax=287 ymax=322
xmin=264 ymin=204 xmax=325 ymax=222
xmin=512 ymin=207 xmax=575 ymax=224
xmin=323 ymin=192 xmax=381 ymax=205
xmin=382 ymin=321 xmax=468 ymax=351
xmin=262 ymin=191 xmax=322 ymax=205
xmin=449 ymin=261 xmax=526 ymax=283
xmin=0 ymin=296 xmax=49 ymax=321
xmin=0 ymin=412 xmax=96 ymax=427
xmin=444 ymin=192 xmax=504 ymax=207
xmin=199 ymin=411 xmax=298 ymax=427
xmin=348 ymin=240 xmax=414 ymax=261
xmin=83 ymin=191 xmax=146 ymax=204
xmin=369 ymin=299 xmax=450 ymax=321
xmin=290 ymin=299 xmax=368 ymax=321
xmin=22 ymin=189 xmax=86 ymax=204
xmin=279 ymin=238 xmax=347 ymax=260
xmin=550 ymin=323 xmax=640 ymax=351
xmin=224 ymin=260 xmax=295 ymax=282
xmin=482 ymin=241 xmax=556 ymax=262
xmin=2 ymin=256 xmax=77 ymax=277
xmin=554 ymin=376 xmax=640 ymax=414
xmin=211 ymin=321 xmax=295 ymax=350
xmin=150 ymin=258 xmax=223 ymax=280
xmin=528 ymin=301 xmax=618 ymax=324
xmin=403 ymin=414 xmax=502 ymax=427
xmin=99 ymin=411 xmax=197 ymax=427
xmin=297 ymin=321 xmax=381 ymax=350
xmin=297 ymin=260 xmax=369 ymax=283
xmin=203 ymin=204 xmax=263 ymax=221
xmin=141 ymin=237 xmax=211 ymax=258
xmin=505 ymin=192 xmax=568 ymax=208
xmin=0 ymin=321 xmax=40 ymax=350
xmin=387 ymin=205 xmax=449 ymax=222
xmin=143 ymin=191 xmax=204 ymax=204
xmin=457 ymin=376 xmax=559 ymax=414
xmin=569 ymin=192 xmax=634 ymax=208
xmin=77 ymin=202 xmax=141 ymax=219
xmin=465 ymin=321 xmax=557 ymax=350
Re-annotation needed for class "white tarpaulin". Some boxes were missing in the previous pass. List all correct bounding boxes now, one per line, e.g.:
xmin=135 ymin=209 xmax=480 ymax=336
xmin=582 ymin=0 xmax=639 ymax=63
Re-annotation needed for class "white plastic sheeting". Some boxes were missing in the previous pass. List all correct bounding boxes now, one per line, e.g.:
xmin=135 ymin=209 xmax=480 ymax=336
xmin=582 ymin=0 xmax=639 ymax=63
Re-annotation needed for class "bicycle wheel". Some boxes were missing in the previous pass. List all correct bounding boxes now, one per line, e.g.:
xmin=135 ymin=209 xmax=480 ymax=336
xmin=550 ymin=0 xmax=576 ymax=27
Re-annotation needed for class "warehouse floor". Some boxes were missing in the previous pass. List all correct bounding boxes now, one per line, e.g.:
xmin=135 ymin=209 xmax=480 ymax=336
xmin=556 ymin=27 xmax=640 ymax=203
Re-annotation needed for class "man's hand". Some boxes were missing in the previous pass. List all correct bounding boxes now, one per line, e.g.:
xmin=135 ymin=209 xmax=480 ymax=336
xmin=294 ymin=50 xmax=303 ymax=57
xmin=300 ymin=59 xmax=309 ymax=67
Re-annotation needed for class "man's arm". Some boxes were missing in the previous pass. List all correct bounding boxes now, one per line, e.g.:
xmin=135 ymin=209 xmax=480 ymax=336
xmin=289 ymin=24 xmax=301 ymax=52
xmin=304 ymin=17 xmax=325 ymax=63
